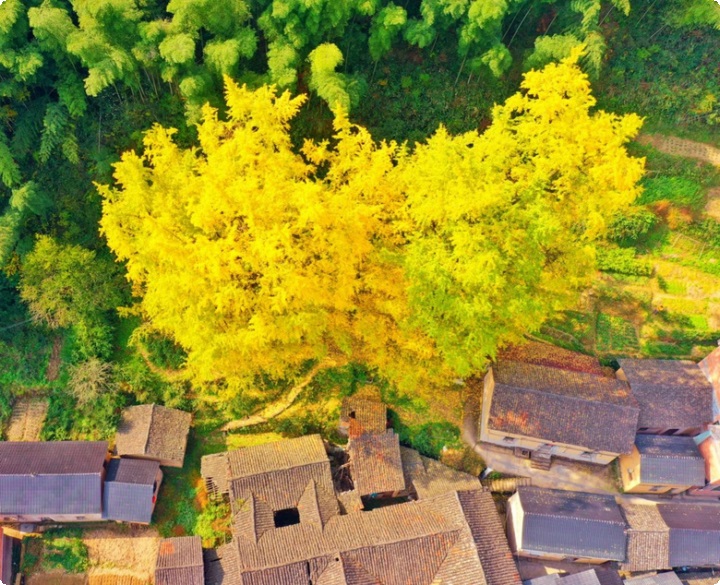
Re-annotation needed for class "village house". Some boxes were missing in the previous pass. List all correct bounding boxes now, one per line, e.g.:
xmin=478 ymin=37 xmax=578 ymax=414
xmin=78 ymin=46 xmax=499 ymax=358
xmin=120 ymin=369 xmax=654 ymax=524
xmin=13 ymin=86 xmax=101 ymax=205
xmin=479 ymin=361 xmax=639 ymax=467
xmin=688 ymin=425 xmax=720 ymax=498
xmin=155 ymin=536 xmax=204 ymax=585
xmin=507 ymin=487 xmax=627 ymax=564
xmin=115 ymin=403 xmax=192 ymax=468
xmin=617 ymin=359 xmax=713 ymax=436
xmin=201 ymin=430 xmax=521 ymax=585
xmin=0 ymin=441 xmax=108 ymax=523
xmin=619 ymin=434 xmax=705 ymax=494
xmin=523 ymin=568 xmax=624 ymax=585
xmin=624 ymin=573 xmax=684 ymax=585
xmin=103 ymin=457 xmax=163 ymax=524
xmin=620 ymin=499 xmax=720 ymax=570
xmin=0 ymin=527 xmax=16 ymax=585
xmin=699 ymin=344 xmax=720 ymax=421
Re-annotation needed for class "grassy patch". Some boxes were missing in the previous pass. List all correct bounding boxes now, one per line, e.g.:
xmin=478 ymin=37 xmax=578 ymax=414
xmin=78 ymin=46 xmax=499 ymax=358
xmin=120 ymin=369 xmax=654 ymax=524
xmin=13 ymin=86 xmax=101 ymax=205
xmin=41 ymin=528 xmax=89 ymax=573
xmin=596 ymin=313 xmax=640 ymax=354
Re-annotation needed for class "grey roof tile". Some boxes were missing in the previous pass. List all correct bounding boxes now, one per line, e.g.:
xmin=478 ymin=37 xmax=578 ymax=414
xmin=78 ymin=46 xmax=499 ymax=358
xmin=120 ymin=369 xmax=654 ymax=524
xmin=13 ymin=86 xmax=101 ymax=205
xmin=658 ymin=502 xmax=720 ymax=567
xmin=635 ymin=435 xmax=705 ymax=486
xmin=514 ymin=487 xmax=626 ymax=561
xmin=620 ymin=502 xmax=671 ymax=571
xmin=0 ymin=441 xmax=107 ymax=516
xmin=116 ymin=404 xmax=191 ymax=467
xmin=103 ymin=458 xmax=160 ymax=523
xmin=625 ymin=573 xmax=683 ymax=585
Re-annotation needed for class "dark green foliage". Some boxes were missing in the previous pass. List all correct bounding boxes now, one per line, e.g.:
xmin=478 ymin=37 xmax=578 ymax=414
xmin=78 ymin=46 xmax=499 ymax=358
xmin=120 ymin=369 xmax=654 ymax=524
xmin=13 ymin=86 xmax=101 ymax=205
xmin=390 ymin=412 xmax=462 ymax=458
xmin=144 ymin=332 xmax=187 ymax=370
xmin=607 ymin=207 xmax=657 ymax=245
xmin=596 ymin=246 xmax=653 ymax=276
xmin=41 ymin=528 xmax=89 ymax=573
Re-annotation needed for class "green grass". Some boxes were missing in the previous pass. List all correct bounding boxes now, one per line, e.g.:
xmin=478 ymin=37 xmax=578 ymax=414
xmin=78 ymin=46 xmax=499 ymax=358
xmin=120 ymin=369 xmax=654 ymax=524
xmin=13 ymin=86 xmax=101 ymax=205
xmin=596 ymin=313 xmax=640 ymax=354
xmin=41 ymin=528 xmax=89 ymax=573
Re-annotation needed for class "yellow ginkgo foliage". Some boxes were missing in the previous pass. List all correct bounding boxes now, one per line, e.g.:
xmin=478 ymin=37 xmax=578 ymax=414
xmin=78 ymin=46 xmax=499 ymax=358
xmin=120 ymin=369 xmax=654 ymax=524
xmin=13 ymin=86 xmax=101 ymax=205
xmin=99 ymin=79 xmax=443 ymax=398
xmin=100 ymin=50 xmax=644 ymax=400
xmin=397 ymin=47 xmax=645 ymax=376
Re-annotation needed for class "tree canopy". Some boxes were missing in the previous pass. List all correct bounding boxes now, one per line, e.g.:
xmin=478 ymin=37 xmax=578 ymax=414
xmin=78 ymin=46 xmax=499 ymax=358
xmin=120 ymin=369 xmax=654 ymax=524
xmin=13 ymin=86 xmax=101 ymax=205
xmin=100 ymin=52 xmax=644 ymax=398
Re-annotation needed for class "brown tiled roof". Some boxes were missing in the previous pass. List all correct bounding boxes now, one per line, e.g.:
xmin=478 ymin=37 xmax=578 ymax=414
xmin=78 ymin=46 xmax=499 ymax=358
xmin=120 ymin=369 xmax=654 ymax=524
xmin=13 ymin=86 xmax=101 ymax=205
xmin=619 ymin=359 xmax=713 ymax=429
xmin=227 ymin=434 xmax=328 ymax=478
xmin=400 ymin=447 xmax=481 ymax=499
xmin=457 ymin=489 xmax=521 ymax=585
xmin=115 ymin=404 xmax=191 ymax=467
xmin=619 ymin=502 xmax=670 ymax=571
xmin=348 ymin=431 xmax=405 ymax=496
xmin=205 ymin=544 xmax=241 ymax=585
xmin=488 ymin=361 xmax=639 ymax=454
xmin=201 ymin=452 xmax=230 ymax=497
xmin=232 ymin=491 xmax=487 ymax=583
xmin=624 ymin=573 xmax=683 ymax=585
xmin=340 ymin=394 xmax=387 ymax=438
xmin=155 ymin=536 xmax=204 ymax=585
xmin=498 ymin=341 xmax=607 ymax=376
xmin=336 ymin=489 xmax=363 ymax=515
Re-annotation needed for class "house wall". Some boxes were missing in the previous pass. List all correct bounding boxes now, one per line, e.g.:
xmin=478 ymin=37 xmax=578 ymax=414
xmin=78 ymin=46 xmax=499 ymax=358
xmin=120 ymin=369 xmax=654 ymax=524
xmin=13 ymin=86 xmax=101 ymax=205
xmin=506 ymin=493 xmax=524 ymax=552
xmin=0 ymin=512 xmax=103 ymax=523
xmin=620 ymin=449 xmax=697 ymax=494
xmin=480 ymin=368 xmax=619 ymax=465
xmin=0 ymin=529 xmax=14 ymax=585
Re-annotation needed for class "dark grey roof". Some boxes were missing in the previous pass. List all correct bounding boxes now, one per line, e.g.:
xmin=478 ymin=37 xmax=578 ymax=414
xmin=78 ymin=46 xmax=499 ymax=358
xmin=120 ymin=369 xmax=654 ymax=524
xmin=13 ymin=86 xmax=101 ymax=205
xmin=624 ymin=573 xmax=683 ymax=585
xmin=400 ymin=447 xmax=481 ymax=499
xmin=227 ymin=434 xmax=328 ymax=479
xmin=488 ymin=361 xmax=639 ymax=454
xmin=103 ymin=458 xmax=160 ymax=523
xmin=0 ymin=441 xmax=107 ymax=516
xmin=156 ymin=536 xmax=204 ymax=585
xmin=658 ymin=502 xmax=720 ymax=567
xmin=635 ymin=435 xmax=705 ymax=486
xmin=106 ymin=457 xmax=160 ymax=485
xmin=619 ymin=359 xmax=713 ymax=429
xmin=514 ymin=487 xmax=626 ymax=561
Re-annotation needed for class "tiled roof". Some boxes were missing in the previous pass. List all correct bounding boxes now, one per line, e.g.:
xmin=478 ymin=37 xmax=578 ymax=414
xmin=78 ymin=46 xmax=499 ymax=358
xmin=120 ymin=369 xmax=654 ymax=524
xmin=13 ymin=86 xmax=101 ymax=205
xmin=498 ymin=341 xmax=607 ymax=376
xmin=635 ymin=435 xmax=705 ymax=486
xmin=658 ymin=502 xmax=720 ymax=567
xmin=624 ymin=573 xmax=683 ymax=585
xmin=619 ymin=359 xmax=713 ymax=429
xmin=205 ymin=544 xmax=241 ymax=585
xmin=513 ymin=487 xmax=626 ymax=561
xmin=347 ymin=431 xmax=405 ymax=496
xmin=155 ymin=536 xmax=204 ymax=585
xmin=0 ymin=441 xmax=107 ymax=516
xmin=340 ymin=390 xmax=387 ymax=437
xmin=400 ymin=447 xmax=481 ymax=499
xmin=488 ymin=361 xmax=639 ymax=454
xmin=620 ymin=502 xmax=670 ymax=571
xmin=103 ymin=458 xmax=160 ymax=524
xmin=115 ymin=404 xmax=191 ymax=467
xmin=227 ymin=434 xmax=328 ymax=479
xmin=458 ymin=489 xmax=521 ymax=585
xmin=231 ymin=491 xmax=487 ymax=584
xmin=523 ymin=569 xmax=617 ymax=585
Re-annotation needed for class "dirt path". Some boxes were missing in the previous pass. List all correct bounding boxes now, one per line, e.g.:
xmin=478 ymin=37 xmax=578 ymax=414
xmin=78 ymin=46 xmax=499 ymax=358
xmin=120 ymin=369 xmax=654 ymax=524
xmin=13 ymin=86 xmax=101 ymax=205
xmin=5 ymin=397 xmax=49 ymax=441
xmin=638 ymin=133 xmax=720 ymax=166
xmin=221 ymin=359 xmax=345 ymax=432
xmin=45 ymin=336 xmax=62 ymax=381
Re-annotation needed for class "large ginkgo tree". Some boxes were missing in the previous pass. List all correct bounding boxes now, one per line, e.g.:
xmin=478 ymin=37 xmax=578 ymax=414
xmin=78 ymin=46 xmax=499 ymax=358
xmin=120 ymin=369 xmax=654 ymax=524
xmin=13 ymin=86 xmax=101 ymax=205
xmin=100 ymin=50 xmax=644 ymax=399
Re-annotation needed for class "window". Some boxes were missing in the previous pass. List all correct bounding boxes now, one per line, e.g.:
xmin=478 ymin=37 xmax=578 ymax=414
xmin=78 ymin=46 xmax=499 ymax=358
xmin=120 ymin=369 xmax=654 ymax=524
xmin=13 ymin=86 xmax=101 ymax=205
xmin=580 ymin=451 xmax=594 ymax=458
xmin=502 ymin=436 xmax=516 ymax=443
xmin=273 ymin=507 xmax=300 ymax=528
xmin=638 ymin=427 xmax=649 ymax=432
xmin=349 ymin=411 xmax=356 ymax=419
xmin=662 ymin=428 xmax=679 ymax=436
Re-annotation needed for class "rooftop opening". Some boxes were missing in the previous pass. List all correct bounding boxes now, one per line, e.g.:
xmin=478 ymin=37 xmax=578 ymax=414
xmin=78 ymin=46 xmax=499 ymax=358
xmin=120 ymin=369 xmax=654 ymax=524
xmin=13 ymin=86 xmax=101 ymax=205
xmin=273 ymin=507 xmax=300 ymax=528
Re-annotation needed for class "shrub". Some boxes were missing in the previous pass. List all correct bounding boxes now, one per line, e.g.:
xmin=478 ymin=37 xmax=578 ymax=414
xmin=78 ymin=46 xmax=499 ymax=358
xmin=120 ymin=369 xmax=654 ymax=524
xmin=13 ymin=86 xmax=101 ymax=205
xmin=596 ymin=247 xmax=653 ymax=276
xmin=144 ymin=332 xmax=187 ymax=370
xmin=68 ymin=358 xmax=116 ymax=407
xmin=607 ymin=207 xmax=657 ymax=244
xmin=195 ymin=499 xmax=232 ymax=548
xmin=42 ymin=529 xmax=89 ymax=573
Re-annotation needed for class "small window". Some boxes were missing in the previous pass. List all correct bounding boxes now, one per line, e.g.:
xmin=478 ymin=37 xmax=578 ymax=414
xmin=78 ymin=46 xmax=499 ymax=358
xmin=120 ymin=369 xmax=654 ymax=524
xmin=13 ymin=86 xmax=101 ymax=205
xmin=662 ymin=428 xmax=679 ymax=436
xmin=648 ymin=485 xmax=665 ymax=493
xmin=274 ymin=507 xmax=300 ymax=528
xmin=580 ymin=451 xmax=594 ymax=458
xmin=349 ymin=411 xmax=356 ymax=419
xmin=502 ymin=436 xmax=516 ymax=443
xmin=638 ymin=427 xmax=649 ymax=432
